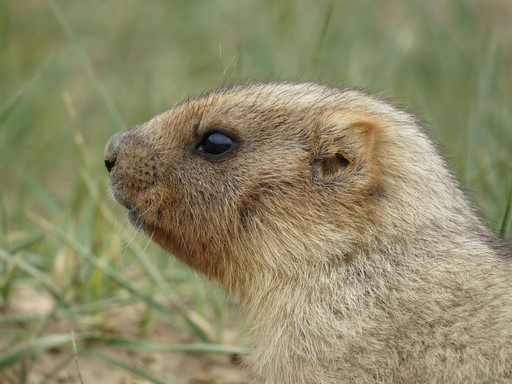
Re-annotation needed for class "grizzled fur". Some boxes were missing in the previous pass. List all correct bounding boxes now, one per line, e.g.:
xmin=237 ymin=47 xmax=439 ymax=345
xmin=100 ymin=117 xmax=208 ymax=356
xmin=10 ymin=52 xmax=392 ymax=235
xmin=105 ymin=82 xmax=512 ymax=383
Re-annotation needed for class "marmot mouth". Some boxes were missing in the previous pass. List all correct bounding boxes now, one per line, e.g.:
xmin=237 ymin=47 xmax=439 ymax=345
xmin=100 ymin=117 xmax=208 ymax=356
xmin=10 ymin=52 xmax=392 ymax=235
xmin=110 ymin=184 xmax=159 ymax=234
xmin=128 ymin=209 xmax=148 ymax=231
xmin=109 ymin=183 xmax=133 ymax=211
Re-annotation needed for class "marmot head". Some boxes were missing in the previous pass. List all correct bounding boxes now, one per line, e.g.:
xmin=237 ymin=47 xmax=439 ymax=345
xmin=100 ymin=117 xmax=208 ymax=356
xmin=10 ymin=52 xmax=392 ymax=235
xmin=105 ymin=82 xmax=458 ymax=290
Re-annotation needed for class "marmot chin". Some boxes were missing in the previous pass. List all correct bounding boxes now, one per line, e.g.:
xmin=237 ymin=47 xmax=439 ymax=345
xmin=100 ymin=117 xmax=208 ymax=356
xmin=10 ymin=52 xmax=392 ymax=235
xmin=105 ymin=82 xmax=511 ymax=383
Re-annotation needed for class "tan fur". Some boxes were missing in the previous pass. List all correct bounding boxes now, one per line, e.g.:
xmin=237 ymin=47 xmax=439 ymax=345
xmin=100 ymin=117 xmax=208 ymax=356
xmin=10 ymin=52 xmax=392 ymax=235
xmin=105 ymin=82 xmax=512 ymax=383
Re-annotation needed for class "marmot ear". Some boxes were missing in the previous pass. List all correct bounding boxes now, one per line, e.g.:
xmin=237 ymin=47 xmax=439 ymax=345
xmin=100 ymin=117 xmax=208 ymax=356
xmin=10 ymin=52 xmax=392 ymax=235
xmin=312 ymin=111 xmax=380 ymax=184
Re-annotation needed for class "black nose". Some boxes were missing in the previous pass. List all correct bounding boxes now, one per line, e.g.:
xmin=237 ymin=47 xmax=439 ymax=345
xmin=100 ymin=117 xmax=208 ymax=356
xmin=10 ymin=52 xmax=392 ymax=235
xmin=105 ymin=131 xmax=124 ymax=173
xmin=105 ymin=158 xmax=116 ymax=172
xmin=104 ymin=135 xmax=120 ymax=173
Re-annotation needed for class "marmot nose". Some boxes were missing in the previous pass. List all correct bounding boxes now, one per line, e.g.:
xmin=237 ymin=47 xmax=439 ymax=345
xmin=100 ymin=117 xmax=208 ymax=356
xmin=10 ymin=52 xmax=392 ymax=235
xmin=105 ymin=157 xmax=116 ymax=173
xmin=104 ymin=132 xmax=122 ymax=174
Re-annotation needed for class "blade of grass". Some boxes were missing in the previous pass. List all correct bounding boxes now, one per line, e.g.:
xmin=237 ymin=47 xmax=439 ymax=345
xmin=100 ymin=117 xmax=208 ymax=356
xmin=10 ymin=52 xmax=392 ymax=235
xmin=312 ymin=1 xmax=333 ymax=68
xmin=6 ymin=232 xmax=45 ymax=254
xmin=0 ymin=295 xmax=139 ymax=325
xmin=500 ymin=186 xmax=512 ymax=238
xmin=71 ymin=330 xmax=86 ymax=384
xmin=28 ymin=212 xmax=213 ymax=343
xmin=0 ymin=333 xmax=75 ymax=369
xmin=0 ymin=74 xmax=39 ymax=127
xmin=0 ymin=144 xmax=61 ymax=216
xmin=0 ymin=249 xmax=69 ymax=307
xmin=38 ymin=354 xmax=76 ymax=384
xmin=98 ymin=336 xmax=248 ymax=355
xmin=88 ymin=350 xmax=167 ymax=384
xmin=464 ymin=39 xmax=498 ymax=184
xmin=46 ymin=0 xmax=125 ymax=132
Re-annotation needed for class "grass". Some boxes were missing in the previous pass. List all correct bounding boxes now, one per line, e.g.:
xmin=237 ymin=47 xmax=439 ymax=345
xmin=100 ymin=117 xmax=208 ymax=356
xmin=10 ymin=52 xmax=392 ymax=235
xmin=1 ymin=0 xmax=511 ymax=382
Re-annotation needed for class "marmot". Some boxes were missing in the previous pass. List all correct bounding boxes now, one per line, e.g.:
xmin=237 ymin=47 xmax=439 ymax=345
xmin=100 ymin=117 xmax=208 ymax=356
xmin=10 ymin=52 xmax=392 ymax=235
xmin=104 ymin=82 xmax=512 ymax=383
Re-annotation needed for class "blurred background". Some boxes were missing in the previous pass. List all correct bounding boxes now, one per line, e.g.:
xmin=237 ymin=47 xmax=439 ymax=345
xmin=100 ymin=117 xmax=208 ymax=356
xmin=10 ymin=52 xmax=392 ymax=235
xmin=1 ymin=1 xmax=511 ymax=383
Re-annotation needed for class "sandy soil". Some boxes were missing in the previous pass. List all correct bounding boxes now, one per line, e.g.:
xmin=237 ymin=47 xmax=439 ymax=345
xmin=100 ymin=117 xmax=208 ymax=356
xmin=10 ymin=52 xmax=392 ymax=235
xmin=1 ymin=285 xmax=249 ymax=384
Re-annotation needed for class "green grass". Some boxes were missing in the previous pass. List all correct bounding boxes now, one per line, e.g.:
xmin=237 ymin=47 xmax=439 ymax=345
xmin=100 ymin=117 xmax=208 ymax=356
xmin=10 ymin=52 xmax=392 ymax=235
xmin=1 ymin=0 xmax=511 ymax=382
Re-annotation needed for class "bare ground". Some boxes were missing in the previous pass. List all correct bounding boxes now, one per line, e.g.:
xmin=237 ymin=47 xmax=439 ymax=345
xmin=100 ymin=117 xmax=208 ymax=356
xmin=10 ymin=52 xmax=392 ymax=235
xmin=1 ymin=285 xmax=249 ymax=384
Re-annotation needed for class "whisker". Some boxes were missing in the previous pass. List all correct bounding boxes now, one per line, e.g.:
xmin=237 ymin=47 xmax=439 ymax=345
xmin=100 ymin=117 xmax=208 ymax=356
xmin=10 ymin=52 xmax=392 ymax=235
xmin=142 ymin=226 xmax=156 ymax=256
xmin=120 ymin=217 xmax=157 ymax=271
xmin=120 ymin=222 xmax=140 ymax=258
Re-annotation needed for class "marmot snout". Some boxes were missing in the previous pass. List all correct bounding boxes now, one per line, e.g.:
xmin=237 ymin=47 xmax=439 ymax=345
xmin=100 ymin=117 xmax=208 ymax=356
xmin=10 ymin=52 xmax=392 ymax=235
xmin=105 ymin=82 xmax=511 ymax=383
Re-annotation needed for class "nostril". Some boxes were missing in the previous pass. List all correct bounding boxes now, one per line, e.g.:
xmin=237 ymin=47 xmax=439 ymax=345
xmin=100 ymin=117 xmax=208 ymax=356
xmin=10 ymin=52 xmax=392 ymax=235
xmin=105 ymin=158 xmax=116 ymax=173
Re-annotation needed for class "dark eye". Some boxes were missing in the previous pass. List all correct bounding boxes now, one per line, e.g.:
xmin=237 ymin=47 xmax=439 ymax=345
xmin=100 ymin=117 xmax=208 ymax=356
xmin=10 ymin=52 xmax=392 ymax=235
xmin=196 ymin=131 xmax=236 ymax=157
